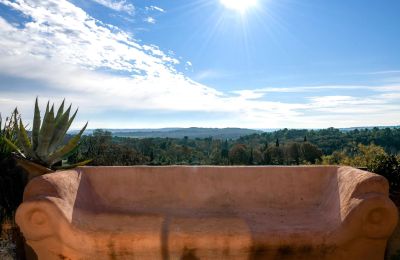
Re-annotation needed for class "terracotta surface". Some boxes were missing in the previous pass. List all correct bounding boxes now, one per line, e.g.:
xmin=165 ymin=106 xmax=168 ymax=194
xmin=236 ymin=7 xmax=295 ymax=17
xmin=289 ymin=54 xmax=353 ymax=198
xmin=16 ymin=166 xmax=398 ymax=259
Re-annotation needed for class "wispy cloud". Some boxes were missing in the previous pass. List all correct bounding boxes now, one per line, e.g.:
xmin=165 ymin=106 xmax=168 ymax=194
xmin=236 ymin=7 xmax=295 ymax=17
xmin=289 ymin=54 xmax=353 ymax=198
xmin=360 ymin=70 xmax=400 ymax=75
xmin=146 ymin=6 xmax=165 ymax=13
xmin=91 ymin=0 xmax=134 ymax=15
xmin=144 ymin=16 xmax=156 ymax=24
xmin=0 ymin=0 xmax=399 ymax=129
xmin=193 ymin=70 xmax=233 ymax=81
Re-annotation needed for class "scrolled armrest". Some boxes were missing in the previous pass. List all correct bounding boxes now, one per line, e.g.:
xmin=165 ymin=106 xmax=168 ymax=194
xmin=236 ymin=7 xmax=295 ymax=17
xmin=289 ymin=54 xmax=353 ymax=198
xmin=15 ymin=200 xmax=59 ymax=241
xmin=338 ymin=166 xmax=398 ymax=239
xmin=16 ymin=170 xmax=82 ymax=241
xmin=357 ymin=193 xmax=397 ymax=239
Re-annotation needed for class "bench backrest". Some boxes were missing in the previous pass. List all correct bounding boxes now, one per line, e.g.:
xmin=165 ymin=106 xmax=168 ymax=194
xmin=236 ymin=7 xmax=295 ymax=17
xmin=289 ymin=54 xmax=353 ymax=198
xmin=76 ymin=166 xmax=339 ymax=213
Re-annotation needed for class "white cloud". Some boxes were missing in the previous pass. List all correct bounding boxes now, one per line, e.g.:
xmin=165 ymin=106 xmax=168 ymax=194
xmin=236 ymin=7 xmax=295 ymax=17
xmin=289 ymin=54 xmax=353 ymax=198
xmin=0 ymin=0 xmax=178 ymax=75
xmin=0 ymin=0 xmax=399 ymax=129
xmin=144 ymin=16 xmax=156 ymax=24
xmin=91 ymin=0 xmax=134 ymax=15
xmin=146 ymin=5 xmax=165 ymax=13
xmin=193 ymin=70 xmax=232 ymax=81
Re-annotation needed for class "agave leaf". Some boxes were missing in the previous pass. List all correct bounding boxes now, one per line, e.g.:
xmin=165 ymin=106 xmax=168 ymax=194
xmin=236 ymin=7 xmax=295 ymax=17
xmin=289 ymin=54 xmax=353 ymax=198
xmin=17 ymin=119 xmax=38 ymax=159
xmin=59 ymin=139 xmax=81 ymax=159
xmin=2 ymin=136 xmax=24 ymax=157
xmin=19 ymin=119 xmax=32 ymax=149
xmin=47 ymin=122 xmax=88 ymax=166
xmin=44 ymin=101 xmax=49 ymax=115
xmin=55 ymin=99 xmax=65 ymax=122
xmin=32 ymin=97 xmax=41 ymax=150
xmin=56 ymin=108 xmax=79 ymax=148
xmin=37 ymin=105 xmax=55 ymax=160
xmin=54 ymin=159 xmax=92 ymax=170
xmin=48 ymin=105 xmax=72 ymax=153
xmin=65 ymin=108 xmax=78 ymax=134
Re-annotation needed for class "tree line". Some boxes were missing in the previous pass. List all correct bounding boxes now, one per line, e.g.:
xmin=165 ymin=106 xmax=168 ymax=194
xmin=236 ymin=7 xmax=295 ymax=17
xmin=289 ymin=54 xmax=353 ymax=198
xmin=69 ymin=127 xmax=400 ymax=167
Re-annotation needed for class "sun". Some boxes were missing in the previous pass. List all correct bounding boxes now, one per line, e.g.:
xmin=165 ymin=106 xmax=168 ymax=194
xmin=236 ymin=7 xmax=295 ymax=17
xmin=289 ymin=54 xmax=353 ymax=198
xmin=220 ymin=0 xmax=258 ymax=13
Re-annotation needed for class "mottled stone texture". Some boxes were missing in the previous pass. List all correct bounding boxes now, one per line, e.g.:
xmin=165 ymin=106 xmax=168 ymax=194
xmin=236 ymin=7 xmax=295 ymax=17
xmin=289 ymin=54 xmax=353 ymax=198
xmin=16 ymin=166 xmax=398 ymax=259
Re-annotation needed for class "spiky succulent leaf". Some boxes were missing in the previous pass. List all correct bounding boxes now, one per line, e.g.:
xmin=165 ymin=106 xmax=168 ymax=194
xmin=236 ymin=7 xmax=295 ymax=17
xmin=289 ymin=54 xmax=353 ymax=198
xmin=17 ymin=119 xmax=38 ymax=160
xmin=48 ymin=105 xmax=72 ymax=153
xmin=47 ymin=122 xmax=87 ymax=166
xmin=13 ymin=98 xmax=87 ymax=170
xmin=32 ymin=97 xmax=41 ymax=150
xmin=54 ymin=108 xmax=78 ymax=151
xmin=18 ymin=119 xmax=32 ymax=148
xmin=36 ymin=105 xmax=55 ymax=160
xmin=59 ymin=137 xmax=81 ymax=159
xmin=65 ymin=108 xmax=78 ymax=134
xmin=2 ymin=136 xmax=24 ymax=157
xmin=55 ymin=99 xmax=65 ymax=122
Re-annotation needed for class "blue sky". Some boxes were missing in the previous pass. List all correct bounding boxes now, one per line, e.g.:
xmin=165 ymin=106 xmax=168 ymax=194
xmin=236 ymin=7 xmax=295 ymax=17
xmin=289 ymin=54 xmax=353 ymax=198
xmin=0 ymin=0 xmax=399 ymax=129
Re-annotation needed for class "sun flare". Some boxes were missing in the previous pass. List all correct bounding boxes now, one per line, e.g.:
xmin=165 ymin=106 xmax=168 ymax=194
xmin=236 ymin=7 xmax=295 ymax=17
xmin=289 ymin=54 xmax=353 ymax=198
xmin=220 ymin=0 xmax=258 ymax=12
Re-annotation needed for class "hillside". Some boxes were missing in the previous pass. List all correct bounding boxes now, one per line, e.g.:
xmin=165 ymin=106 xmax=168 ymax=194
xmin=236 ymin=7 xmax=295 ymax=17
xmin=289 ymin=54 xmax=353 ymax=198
xmin=72 ymin=127 xmax=262 ymax=140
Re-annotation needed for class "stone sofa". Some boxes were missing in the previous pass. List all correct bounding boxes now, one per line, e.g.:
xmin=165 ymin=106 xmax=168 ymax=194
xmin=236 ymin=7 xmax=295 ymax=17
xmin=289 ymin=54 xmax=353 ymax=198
xmin=16 ymin=166 xmax=398 ymax=259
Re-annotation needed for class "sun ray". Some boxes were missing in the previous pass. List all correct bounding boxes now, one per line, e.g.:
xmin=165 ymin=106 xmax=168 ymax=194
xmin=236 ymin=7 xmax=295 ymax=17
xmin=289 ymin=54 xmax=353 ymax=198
xmin=220 ymin=0 xmax=258 ymax=13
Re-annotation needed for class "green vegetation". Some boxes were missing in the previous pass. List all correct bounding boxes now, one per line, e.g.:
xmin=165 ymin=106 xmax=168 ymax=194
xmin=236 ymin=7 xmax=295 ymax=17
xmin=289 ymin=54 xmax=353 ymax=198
xmin=6 ymin=98 xmax=89 ymax=169
xmin=70 ymin=127 xmax=400 ymax=166
xmin=0 ymin=98 xmax=89 ymax=259
xmin=0 ymin=109 xmax=26 ymax=232
xmin=0 ymin=109 xmax=19 ymax=161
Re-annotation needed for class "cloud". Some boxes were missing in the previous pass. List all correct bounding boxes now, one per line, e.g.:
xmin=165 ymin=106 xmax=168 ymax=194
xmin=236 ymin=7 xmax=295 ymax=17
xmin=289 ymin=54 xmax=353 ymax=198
xmin=361 ymin=70 xmax=400 ymax=75
xmin=91 ymin=0 xmax=134 ymax=15
xmin=193 ymin=70 xmax=232 ymax=81
xmin=0 ymin=0 xmax=178 ymax=74
xmin=146 ymin=6 xmax=165 ymax=13
xmin=144 ymin=16 xmax=156 ymax=24
xmin=0 ymin=0 xmax=399 ymax=129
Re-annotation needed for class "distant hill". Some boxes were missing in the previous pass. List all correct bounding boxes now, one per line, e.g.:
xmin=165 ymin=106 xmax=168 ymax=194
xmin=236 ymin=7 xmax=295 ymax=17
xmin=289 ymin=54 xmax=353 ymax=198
xmin=70 ymin=127 xmax=262 ymax=139
xmin=69 ymin=126 xmax=400 ymax=139
xmin=338 ymin=126 xmax=400 ymax=132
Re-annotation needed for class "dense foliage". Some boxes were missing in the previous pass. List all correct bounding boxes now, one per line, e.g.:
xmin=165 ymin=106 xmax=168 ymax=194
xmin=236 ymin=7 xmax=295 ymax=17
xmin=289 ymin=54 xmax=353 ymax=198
xmin=70 ymin=127 xmax=400 ymax=166
xmin=0 ymin=109 xmax=19 ymax=161
xmin=70 ymin=129 xmax=323 ymax=166
xmin=0 ymin=109 xmax=27 ymax=231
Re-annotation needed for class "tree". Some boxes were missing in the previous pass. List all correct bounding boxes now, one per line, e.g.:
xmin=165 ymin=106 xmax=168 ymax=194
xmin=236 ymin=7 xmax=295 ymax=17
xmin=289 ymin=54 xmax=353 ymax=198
xmin=265 ymin=146 xmax=284 ymax=165
xmin=368 ymin=154 xmax=400 ymax=197
xmin=229 ymin=144 xmax=249 ymax=165
xmin=342 ymin=143 xmax=387 ymax=168
xmin=221 ymin=139 xmax=229 ymax=159
xmin=301 ymin=142 xmax=323 ymax=164
xmin=321 ymin=151 xmax=347 ymax=165
xmin=287 ymin=142 xmax=301 ymax=165
xmin=252 ymin=148 xmax=263 ymax=165
xmin=248 ymin=148 xmax=254 ymax=165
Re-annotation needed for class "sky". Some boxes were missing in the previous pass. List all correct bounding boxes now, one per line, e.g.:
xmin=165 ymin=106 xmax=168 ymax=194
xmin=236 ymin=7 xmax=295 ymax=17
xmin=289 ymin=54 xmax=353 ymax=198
xmin=0 ymin=0 xmax=399 ymax=129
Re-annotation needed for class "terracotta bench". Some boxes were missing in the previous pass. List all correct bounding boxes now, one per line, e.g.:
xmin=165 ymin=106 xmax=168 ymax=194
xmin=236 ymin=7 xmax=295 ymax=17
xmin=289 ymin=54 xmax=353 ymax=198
xmin=16 ymin=166 xmax=398 ymax=259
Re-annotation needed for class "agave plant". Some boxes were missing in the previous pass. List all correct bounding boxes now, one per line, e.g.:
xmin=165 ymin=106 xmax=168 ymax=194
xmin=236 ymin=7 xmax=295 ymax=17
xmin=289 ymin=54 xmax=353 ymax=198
xmin=5 ymin=98 xmax=90 ymax=169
